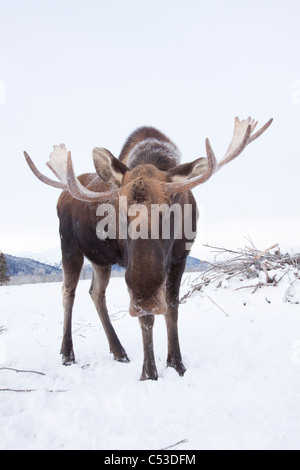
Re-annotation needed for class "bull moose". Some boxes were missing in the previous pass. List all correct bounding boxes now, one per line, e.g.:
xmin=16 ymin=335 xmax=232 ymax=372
xmin=24 ymin=117 xmax=272 ymax=380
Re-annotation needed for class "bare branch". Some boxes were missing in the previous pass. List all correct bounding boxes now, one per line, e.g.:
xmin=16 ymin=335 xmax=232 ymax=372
xmin=207 ymin=296 xmax=230 ymax=317
xmin=180 ymin=242 xmax=300 ymax=303
xmin=0 ymin=367 xmax=46 ymax=376
xmin=254 ymin=243 xmax=279 ymax=260
xmin=0 ymin=389 xmax=68 ymax=393
xmin=161 ymin=439 xmax=188 ymax=450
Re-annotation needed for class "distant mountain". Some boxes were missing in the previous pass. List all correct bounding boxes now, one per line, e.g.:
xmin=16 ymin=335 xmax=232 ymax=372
xmin=185 ymin=256 xmax=209 ymax=272
xmin=82 ymin=256 xmax=208 ymax=277
xmin=16 ymin=247 xmax=62 ymax=269
xmin=4 ymin=251 xmax=208 ymax=285
xmin=4 ymin=254 xmax=62 ymax=284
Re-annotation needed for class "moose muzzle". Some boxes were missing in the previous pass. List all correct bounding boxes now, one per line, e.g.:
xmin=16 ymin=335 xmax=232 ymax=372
xmin=128 ymin=287 xmax=167 ymax=317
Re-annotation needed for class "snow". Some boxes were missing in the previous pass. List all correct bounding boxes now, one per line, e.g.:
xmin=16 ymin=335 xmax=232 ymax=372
xmin=0 ymin=273 xmax=300 ymax=450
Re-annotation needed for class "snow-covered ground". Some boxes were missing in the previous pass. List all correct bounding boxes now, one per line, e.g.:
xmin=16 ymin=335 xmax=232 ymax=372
xmin=0 ymin=272 xmax=300 ymax=450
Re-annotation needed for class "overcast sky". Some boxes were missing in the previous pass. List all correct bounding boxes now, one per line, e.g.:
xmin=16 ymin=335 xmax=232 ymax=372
xmin=0 ymin=0 xmax=300 ymax=260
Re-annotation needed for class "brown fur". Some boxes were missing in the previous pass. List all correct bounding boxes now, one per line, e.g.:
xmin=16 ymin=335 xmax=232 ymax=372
xmin=119 ymin=126 xmax=177 ymax=166
xmin=57 ymin=127 xmax=198 ymax=380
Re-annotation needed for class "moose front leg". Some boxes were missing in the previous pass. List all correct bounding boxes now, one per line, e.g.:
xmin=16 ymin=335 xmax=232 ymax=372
xmin=61 ymin=284 xmax=76 ymax=365
xmin=165 ymin=301 xmax=186 ymax=376
xmin=139 ymin=315 xmax=158 ymax=381
xmin=165 ymin=261 xmax=186 ymax=377
xmin=89 ymin=264 xmax=129 ymax=363
xmin=60 ymin=239 xmax=84 ymax=365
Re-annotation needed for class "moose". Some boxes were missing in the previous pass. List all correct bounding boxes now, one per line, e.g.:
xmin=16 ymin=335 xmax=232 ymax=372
xmin=24 ymin=116 xmax=272 ymax=380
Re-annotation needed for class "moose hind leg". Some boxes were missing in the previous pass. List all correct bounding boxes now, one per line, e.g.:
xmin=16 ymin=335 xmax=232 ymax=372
xmin=89 ymin=264 xmax=129 ymax=363
xmin=60 ymin=248 xmax=84 ymax=366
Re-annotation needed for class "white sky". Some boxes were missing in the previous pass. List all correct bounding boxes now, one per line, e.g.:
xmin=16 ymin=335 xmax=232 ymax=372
xmin=0 ymin=0 xmax=300 ymax=260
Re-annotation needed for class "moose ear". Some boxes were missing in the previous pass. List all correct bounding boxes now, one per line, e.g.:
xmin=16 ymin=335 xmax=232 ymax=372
xmin=93 ymin=148 xmax=129 ymax=187
xmin=166 ymin=157 xmax=208 ymax=183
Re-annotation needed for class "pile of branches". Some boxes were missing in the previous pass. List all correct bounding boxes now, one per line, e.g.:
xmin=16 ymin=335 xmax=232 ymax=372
xmin=180 ymin=242 xmax=300 ymax=302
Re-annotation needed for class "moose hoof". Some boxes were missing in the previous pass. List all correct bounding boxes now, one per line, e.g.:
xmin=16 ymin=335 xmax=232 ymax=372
xmin=115 ymin=353 xmax=130 ymax=363
xmin=167 ymin=359 xmax=186 ymax=377
xmin=61 ymin=351 xmax=75 ymax=366
xmin=140 ymin=365 xmax=158 ymax=381
xmin=111 ymin=347 xmax=130 ymax=363
xmin=140 ymin=372 xmax=158 ymax=381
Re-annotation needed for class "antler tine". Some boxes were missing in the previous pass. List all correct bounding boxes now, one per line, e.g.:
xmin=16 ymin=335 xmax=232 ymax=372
xmin=214 ymin=117 xmax=273 ymax=172
xmin=24 ymin=151 xmax=67 ymax=190
xmin=172 ymin=120 xmax=251 ymax=189
xmin=216 ymin=122 xmax=252 ymax=171
xmin=46 ymin=144 xmax=69 ymax=185
xmin=66 ymin=151 xmax=120 ymax=203
xmin=207 ymin=116 xmax=275 ymax=175
xmin=248 ymin=118 xmax=273 ymax=144
xmin=46 ymin=161 xmax=63 ymax=182
xmin=204 ymin=137 xmax=218 ymax=177
xmin=164 ymin=116 xmax=273 ymax=195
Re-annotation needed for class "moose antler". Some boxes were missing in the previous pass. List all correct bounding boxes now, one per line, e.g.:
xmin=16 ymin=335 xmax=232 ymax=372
xmin=24 ymin=144 xmax=71 ymax=190
xmin=66 ymin=151 xmax=121 ymax=202
xmin=24 ymin=144 xmax=120 ymax=203
xmin=24 ymin=116 xmax=272 ymax=201
xmin=24 ymin=150 xmax=67 ymax=190
xmin=164 ymin=116 xmax=273 ymax=195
